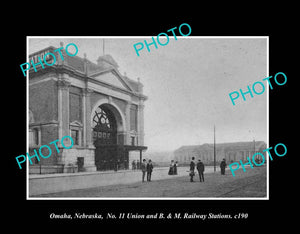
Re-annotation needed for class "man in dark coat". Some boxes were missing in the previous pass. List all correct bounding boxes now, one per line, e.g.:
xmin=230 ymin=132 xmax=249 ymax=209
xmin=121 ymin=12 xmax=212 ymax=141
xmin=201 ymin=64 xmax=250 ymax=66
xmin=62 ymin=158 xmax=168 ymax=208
xmin=189 ymin=157 xmax=196 ymax=182
xmin=141 ymin=159 xmax=147 ymax=182
xmin=220 ymin=158 xmax=227 ymax=175
xmin=196 ymin=159 xmax=205 ymax=182
xmin=146 ymin=159 xmax=154 ymax=181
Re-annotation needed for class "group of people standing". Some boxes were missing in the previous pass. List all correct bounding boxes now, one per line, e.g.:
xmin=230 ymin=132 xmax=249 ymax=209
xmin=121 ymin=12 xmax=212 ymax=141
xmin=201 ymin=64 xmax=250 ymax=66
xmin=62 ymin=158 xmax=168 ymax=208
xmin=140 ymin=159 xmax=153 ymax=182
xmin=134 ymin=157 xmax=227 ymax=183
xmin=168 ymin=160 xmax=178 ymax=175
xmin=189 ymin=157 xmax=205 ymax=182
xmin=189 ymin=157 xmax=227 ymax=182
xmin=131 ymin=160 xmax=140 ymax=170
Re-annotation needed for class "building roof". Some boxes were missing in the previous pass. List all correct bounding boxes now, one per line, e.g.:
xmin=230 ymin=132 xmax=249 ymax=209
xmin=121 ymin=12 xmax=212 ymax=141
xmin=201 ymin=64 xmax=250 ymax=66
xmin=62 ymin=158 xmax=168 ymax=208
xmin=174 ymin=141 xmax=267 ymax=153
xmin=29 ymin=46 xmax=144 ymax=95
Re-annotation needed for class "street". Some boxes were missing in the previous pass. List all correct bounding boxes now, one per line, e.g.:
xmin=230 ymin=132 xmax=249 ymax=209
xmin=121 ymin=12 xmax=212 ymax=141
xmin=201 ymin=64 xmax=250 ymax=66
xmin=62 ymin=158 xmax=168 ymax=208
xmin=36 ymin=166 xmax=267 ymax=198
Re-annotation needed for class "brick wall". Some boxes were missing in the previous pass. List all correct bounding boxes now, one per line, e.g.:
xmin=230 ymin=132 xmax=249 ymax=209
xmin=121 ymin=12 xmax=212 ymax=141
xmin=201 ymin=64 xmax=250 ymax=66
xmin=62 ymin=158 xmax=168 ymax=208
xmin=29 ymin=78 xmax=58 ymax=122
xmin=29 ymin=77 xmax=59 ymax=165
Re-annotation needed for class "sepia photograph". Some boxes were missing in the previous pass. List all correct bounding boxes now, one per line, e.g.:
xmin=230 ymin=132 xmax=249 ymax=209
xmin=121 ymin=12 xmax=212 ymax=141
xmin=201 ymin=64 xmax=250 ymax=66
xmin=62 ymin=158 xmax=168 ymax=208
xmin=27 ymin=36 xmax=268 ymax=199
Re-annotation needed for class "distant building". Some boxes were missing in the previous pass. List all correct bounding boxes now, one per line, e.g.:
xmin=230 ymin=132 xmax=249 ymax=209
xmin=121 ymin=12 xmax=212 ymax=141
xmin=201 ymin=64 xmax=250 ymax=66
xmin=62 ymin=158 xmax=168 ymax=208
xmin=29 ymin=43 xmax=147 ymax=173
xmin=174 ymin=141 xmax=266 ymax=165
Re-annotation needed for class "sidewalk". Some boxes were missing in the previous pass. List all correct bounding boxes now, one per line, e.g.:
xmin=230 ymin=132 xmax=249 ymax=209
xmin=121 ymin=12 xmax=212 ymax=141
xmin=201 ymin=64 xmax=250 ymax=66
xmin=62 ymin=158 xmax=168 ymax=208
xmin=33 ymin=166 xmax=266 ymax=198
xmin=29 ymin=166 xmax=226 ymax=196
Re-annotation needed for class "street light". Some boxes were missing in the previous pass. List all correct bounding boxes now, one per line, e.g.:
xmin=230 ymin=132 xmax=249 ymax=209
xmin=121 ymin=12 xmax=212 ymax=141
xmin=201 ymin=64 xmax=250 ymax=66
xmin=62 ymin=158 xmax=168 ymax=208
xmin=214 ymin=125 xmax=216 ymax=172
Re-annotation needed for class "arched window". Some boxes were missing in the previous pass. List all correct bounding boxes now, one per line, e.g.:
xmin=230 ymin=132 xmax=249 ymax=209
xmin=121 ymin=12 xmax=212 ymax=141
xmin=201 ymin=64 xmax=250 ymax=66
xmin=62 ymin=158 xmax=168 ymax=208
xmin=92 ymin=106 xmax=117 ymax=145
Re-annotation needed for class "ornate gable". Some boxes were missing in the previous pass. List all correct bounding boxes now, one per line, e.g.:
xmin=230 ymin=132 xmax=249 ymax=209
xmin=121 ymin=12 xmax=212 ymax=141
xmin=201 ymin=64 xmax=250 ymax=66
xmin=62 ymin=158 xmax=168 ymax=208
xmin=90 ymin=69 xmax=133 ymax=92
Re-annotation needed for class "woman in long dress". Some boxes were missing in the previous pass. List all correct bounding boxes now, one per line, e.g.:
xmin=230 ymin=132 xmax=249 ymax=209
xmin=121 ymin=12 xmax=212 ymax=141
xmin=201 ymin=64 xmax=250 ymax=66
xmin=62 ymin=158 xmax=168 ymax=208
xmin=168 ymin=160 xmax=174 ymax=175
xmin=174 ymin=161 xmax=178 ymax=175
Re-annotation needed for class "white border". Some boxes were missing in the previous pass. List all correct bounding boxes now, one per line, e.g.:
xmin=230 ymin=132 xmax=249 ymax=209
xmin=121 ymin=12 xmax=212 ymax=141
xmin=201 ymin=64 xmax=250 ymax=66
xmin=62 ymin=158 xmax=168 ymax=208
xmin=26 ymin=36 xmax=269 ymax=200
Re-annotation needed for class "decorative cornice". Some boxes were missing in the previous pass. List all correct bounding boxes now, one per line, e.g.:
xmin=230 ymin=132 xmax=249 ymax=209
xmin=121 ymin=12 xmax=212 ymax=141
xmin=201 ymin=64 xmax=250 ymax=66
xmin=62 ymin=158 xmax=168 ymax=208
xmin=82 ymin=88 xmax=93 ymax=96
xmin=57 ymin=79 xmax=71 ymax=89
xmin=29 ymin=63 xmax=148 ymax=100
xmin=70 ymin=120 xmax=83 ymax=127
xmin=29 ymin=121 xmax=58 ymax=127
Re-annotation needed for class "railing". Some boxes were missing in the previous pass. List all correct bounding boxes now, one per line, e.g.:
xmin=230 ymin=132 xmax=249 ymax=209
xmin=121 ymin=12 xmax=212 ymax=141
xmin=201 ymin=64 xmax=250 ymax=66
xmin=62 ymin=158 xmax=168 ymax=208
xmin=29 ymin=46 xmax=56 ymax=66
xmin=29 ymin=164 xmax=79 ymax=174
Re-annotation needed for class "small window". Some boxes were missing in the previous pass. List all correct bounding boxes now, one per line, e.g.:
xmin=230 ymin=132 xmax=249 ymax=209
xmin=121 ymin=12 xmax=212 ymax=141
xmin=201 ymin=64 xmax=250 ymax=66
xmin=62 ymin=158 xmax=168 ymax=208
xmin=131 ymin=136 xmax=135 ymax=146
xmin=71 ymin=129 xmax=79 ymax=145
xmin=33 ymin=129 xmax=39 ymax=145
xmin=29 ymin=128 xmax=39 ymax=146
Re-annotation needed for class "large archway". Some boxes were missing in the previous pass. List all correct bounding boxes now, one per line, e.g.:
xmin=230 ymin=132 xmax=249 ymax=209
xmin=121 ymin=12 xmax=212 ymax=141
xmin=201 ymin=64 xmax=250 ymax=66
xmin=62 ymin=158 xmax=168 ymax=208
xmin=92 ymin=105 xmax=117 ymax=146
xmin=92 ymin=103 xmax=128 ymax=171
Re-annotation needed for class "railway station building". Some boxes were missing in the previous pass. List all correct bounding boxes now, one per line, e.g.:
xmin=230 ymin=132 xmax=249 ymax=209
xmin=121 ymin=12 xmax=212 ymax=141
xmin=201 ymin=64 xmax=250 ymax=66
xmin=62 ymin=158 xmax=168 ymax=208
xmin=28 ymin=43 xmax=147 ymax=173
xmin=174 ymin=141 xmax=267 ymax=165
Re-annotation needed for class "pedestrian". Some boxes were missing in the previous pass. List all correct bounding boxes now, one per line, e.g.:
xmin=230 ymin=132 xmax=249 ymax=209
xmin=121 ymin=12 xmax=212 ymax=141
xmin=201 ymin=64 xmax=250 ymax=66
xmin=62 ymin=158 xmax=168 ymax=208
xmin=189 ymin=157 xmax=196 ymax=182
xmin=196 ymin=159 xmax=205 ymax=182
xmin=168 ymin=160 xmax=174 ymax=175
xmin=146 ymin=159 xmax=154 ymax=181
xmin=174 ymin=161 xmax=178 ymax=175
xmin=114 ymin=159 xmax=119 ymax=172
xmin=132 ymin=160 xmax=136 ymax=170
xmin=141 ymin=159 xmax=147 ymax=182
xmin=220 ymin=158 xmax=227 ymax=175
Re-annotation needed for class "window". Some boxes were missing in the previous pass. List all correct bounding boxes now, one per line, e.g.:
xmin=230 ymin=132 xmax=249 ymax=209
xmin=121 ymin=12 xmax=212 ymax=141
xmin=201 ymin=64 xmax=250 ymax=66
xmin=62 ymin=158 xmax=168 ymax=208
xmin=130 ymin=105 xmax=138 ymax=131
xmin=33 ymin=129 xmax=39 ymax=145
xmin=70 ymin=121 xmax=83 ymax=146
xmin=131 ymin=136 xmax=135 ymax=146
xmin=29 ymin=128 xmax=40 ymax=146
xmin=69 ymin=92 xmax=82 ymax=122
xmin=71 ymin=129 xmax=79 ymax=145
xmin=92 ymin=106 xmax=117 ymax=145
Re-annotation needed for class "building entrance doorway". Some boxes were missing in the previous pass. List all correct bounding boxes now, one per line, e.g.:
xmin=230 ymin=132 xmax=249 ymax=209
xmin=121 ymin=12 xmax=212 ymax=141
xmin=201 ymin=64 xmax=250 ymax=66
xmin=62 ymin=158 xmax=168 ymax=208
xmin=92 ymin=104 xmax=129 ymax=170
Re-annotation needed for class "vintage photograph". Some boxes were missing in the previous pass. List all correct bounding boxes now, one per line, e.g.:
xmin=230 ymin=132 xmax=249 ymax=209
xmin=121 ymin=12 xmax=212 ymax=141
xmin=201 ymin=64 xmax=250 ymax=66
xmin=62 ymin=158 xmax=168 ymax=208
xmin=27 ymin=36 xmax=268 ymax=199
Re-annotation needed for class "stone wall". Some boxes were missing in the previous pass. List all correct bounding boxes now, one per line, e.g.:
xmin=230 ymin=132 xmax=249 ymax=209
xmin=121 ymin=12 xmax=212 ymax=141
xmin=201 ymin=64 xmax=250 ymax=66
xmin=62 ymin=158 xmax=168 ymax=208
xmin=61 ymin=147 xmax=96 ymax=172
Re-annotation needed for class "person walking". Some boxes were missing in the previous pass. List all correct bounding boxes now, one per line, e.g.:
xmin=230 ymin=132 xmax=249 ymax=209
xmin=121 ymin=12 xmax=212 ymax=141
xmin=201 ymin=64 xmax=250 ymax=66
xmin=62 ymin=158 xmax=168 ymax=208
xmin=141 ymin=159 xmax=147 ymax=182
xmin=196 ymin=159 xmax=205 ymax=182
xmin=146 ymin=159 xmax=154 ymax=181
xmin=189 ymin=157 xmax=196 ymax=182
xmin=220 ymin=158 xmax=227 ymax=175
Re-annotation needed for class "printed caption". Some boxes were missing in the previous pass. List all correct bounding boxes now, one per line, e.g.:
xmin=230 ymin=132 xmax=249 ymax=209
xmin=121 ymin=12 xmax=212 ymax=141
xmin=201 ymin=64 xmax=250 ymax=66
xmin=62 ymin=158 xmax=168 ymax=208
xmin=49 ymin=212 xmax=248 ymax=220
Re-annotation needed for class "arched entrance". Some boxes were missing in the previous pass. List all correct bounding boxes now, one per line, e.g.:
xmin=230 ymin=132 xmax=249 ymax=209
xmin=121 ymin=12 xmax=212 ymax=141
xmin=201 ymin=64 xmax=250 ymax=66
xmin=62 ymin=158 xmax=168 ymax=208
xmin=92 ymin=103 xmax=128 ymax=171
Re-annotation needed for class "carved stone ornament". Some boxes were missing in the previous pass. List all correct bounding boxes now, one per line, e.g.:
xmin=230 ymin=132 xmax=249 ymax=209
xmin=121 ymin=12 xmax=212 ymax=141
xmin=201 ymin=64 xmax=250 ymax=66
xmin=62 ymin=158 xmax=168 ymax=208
xmin=82 ymin=88 xmax=93 ymax=96
xmin=57 ymin=79 xmax=71 ymax=89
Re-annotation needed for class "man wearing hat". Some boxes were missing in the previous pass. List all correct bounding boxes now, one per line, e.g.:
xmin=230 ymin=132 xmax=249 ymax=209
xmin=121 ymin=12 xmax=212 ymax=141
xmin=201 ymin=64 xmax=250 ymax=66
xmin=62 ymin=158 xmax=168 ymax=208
xmin=196 ymin=159 xmax=205 ymax=182
xmin=141 ymin=159 xmax=147 ymax=182
xmin=220 ymin=158 xmax=227 ymax=175
xmin=146 ymin=159 xmax=154 ymax=182
xmin=189 ymin=157 xmax=196 ymax=182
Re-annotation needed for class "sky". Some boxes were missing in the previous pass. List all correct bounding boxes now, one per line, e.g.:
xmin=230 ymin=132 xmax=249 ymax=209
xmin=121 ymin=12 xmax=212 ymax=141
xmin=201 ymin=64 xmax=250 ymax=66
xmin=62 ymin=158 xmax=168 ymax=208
xmin=29 ymin=36 xmax=268 ymax=152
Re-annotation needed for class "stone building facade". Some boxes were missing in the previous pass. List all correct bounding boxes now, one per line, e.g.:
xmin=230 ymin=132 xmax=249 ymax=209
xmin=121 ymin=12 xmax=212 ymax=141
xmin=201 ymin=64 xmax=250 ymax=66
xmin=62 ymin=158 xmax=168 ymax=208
xmin=28 ymin=44 xmax=147 ymax=173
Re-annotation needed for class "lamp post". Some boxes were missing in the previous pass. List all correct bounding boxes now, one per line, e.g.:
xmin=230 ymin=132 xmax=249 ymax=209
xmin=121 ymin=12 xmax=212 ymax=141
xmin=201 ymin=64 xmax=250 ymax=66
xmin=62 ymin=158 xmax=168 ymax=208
xmin=214 ymin=125 xmax=216 ymax=172
xmin=253 ymin=138 xmax=256 ymax=160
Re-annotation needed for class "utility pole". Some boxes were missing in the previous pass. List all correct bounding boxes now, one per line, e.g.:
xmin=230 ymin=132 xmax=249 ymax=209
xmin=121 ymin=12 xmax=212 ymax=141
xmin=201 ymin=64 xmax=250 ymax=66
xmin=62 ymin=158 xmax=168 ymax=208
xmin=253 ymin=138 xmax=256 ymax=160
xmin=214 ymin=125 xmax=216 ymax=172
